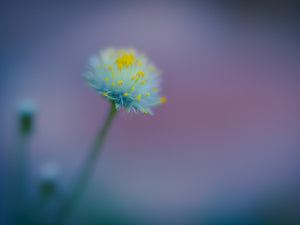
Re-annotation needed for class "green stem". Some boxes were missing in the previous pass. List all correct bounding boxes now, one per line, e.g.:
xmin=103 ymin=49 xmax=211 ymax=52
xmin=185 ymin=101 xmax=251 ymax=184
xmin=12 ymin=133 xmax=31 ymax=225
xmin=53 ymin=102 xmax=117 ymax=225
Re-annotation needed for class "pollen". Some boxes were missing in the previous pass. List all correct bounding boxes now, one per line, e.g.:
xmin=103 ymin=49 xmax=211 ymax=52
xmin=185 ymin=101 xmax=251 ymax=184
xmin=105 ymin=77 xmax=109 ymax=82
xmin=136 ymin=95 xmax=141 ymax=100
xmin=112 ymin=83 xmax=115 ymax=86
xmin=135 ymin=77 xmax=140 ymax=82
xmin=118 ymin=63 xmax=123 ymax=71
xmin=153 ymin=88 xmax=157 ymax=92
xmin=113 ymin=73 xmax=116 ymax=78
xmin=116 ymin=54 xmax=135 ymax=69
xmin=104 ymin=65 xmax=107 ymax=69
xmin=124 ymin=93 xmax=128 ymax=96
xmin=108 ymin=65 xmax=113 ymax=72
xmin=131 ymin=75 xmax=136 ymax=81
xmin=141 ymin=81 xmax=146 ymax=85
xmin=103 ymin=93 xmax=108 ymax=97
xmin=160 ymin=97 xmax=166 ymax=103
xmin=131 ymin=87 xmax=135 ymax=92
xmin=145 ymin=93 xmax=150 ymax=97
xmin=96 ymin=64 xmax=100 ymax=68
xmin=136 ymin=71 xmax=145 ymax=77
xmin=90 ymin=72 xmax=93 ymax=76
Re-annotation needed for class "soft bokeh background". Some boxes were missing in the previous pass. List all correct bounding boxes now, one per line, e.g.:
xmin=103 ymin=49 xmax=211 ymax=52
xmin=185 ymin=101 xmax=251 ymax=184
xmin=1 ymin=0 xmax=300 ymax=224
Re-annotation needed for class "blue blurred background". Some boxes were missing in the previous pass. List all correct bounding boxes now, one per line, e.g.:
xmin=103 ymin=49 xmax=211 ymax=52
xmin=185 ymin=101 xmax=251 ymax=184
xmin=1 ymin=0 xmax=300 ymax=224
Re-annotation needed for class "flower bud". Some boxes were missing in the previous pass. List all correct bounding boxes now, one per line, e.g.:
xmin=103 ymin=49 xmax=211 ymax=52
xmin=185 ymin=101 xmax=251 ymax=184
xmin=18 ymin=100 xmax=36 ymax=135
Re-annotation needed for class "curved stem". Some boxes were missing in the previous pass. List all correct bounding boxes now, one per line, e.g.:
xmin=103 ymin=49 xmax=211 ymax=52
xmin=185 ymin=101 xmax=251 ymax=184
xmin=53 ymin=102 xmax=117 ymax=225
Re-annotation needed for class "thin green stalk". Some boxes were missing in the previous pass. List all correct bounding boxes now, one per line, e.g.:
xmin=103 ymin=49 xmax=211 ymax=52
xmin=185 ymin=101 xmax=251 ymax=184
xmin=53 ymin=102 xmax=117 ymax=225
xmin=11 ymin=133 xmax=31 ymax=225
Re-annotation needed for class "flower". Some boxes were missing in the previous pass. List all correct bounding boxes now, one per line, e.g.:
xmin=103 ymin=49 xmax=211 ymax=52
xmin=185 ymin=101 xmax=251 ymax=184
xmin=83 ymin=47 xmax=165 ymax=115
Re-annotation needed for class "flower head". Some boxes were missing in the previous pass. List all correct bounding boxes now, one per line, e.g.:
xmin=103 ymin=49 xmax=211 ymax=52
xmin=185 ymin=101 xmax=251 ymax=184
xmin=83 ymin=47 xmax=165 ymax=114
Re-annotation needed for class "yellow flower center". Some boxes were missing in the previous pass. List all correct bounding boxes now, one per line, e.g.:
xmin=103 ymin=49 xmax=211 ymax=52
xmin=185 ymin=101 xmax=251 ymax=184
xmin=115 ymin=54 xmax=135 ymax=71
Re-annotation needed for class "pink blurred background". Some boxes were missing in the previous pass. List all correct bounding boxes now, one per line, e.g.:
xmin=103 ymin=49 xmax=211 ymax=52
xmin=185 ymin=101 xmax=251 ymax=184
xmin=1 ymin=1 xmax=300 ymax=224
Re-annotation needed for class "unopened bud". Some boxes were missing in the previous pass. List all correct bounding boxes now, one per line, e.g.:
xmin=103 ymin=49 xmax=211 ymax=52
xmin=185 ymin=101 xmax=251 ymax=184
xmin=18 ymin=100 xmax=36 ymax=135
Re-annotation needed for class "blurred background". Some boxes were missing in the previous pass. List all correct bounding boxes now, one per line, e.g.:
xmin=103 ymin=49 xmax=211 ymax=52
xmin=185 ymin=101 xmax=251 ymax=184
xmin=1 ymin=0 xmax=300 ymax=224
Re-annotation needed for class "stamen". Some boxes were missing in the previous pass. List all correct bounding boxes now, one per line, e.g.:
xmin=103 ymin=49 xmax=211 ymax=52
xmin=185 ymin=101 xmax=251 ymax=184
xmin=160 ymin=97 xmax=166 ymax=103
xmin=136 ymin=95 xmax=141 ymax=100
xmin=115 ymin=54 xmax=135 ymax=70
xmin=136 ymin=71 xmax=145 ymax=77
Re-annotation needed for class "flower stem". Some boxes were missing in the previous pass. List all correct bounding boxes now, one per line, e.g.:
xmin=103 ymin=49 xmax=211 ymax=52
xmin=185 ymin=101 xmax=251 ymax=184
xmin=53 ymin=102 xmax=117 ymax=225
xmin=11 ymin=133 xmax=31 ymax=225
